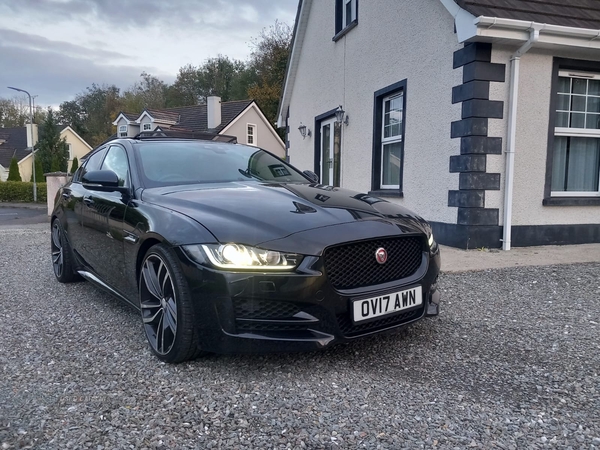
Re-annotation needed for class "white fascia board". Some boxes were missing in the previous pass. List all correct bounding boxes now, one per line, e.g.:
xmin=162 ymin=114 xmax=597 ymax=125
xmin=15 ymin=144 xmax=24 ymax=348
xmin=472 ymin=16 xmax=600 ymax=50
xmin=135 ymin=111 xmax=153 ymax=124
xmin=276 ymin=0 xmax=312 ymax=128
xmin=112 ymin=113 xmax=132 ymax=126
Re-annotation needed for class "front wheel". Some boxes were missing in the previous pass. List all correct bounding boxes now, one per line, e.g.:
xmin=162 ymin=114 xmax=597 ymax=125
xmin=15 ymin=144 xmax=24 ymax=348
xmin=51 ymin=219 xmax=80 ymax=283
xmin=139 ymin=244 xmax=204 ymax=363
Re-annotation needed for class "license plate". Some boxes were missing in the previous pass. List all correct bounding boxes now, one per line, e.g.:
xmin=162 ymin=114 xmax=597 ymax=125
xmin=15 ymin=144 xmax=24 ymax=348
xmin=353 ymin=286 xmax=422 ymax=323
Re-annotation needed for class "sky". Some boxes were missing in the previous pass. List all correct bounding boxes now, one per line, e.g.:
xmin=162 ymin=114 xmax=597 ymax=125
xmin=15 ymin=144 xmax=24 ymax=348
xmin=0 ymin=0 xmax=298 ymax=108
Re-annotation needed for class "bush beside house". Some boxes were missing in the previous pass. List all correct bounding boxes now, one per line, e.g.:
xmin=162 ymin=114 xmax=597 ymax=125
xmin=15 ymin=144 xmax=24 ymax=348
xmin=7 ymin=157 xmax=22 ymax=181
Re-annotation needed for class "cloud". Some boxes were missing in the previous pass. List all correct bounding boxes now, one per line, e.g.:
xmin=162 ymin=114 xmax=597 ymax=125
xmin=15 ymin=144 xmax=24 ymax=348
xmin=0 ymin=44 xmax=160 ymax=106
xmin=0 ymin=28 xmax=128 ymax=61
xmin=0 ymin=0 xmax=295 ymax=29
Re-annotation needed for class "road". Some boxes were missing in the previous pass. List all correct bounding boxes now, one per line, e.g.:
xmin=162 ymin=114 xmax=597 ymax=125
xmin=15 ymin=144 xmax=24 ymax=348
xmin=0 ymin=207 xmax=48 ymax=225
xmin=0 ymin=225 xmax=599 ymax=449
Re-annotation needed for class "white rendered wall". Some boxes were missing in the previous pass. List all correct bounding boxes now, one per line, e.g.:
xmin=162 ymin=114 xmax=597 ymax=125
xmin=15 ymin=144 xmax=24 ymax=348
xmin=286 ymin=0 xmax=463 ymax=224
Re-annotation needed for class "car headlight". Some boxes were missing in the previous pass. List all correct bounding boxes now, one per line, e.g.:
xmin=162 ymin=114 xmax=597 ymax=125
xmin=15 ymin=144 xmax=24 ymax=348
xmin=182 ymin=243 xmax=302 ymax=271
xmin=428 ymin=232 xmax=435 ymax=248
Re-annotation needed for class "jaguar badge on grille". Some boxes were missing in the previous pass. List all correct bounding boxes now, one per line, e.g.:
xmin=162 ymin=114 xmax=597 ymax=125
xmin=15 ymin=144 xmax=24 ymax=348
xmin=375 ymin=247 xmax=387 ymax=264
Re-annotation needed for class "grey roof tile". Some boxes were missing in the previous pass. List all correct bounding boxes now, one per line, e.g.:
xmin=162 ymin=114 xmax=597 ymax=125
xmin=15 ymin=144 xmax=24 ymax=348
xmin=0 ymin=127 xmax=31 ymax=168
xmin=457 ymin=0 xmax=600 ymax=29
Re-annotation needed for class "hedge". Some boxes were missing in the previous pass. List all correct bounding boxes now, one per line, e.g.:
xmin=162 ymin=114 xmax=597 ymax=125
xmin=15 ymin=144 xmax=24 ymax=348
xmin=0 ymin=182 xmax=47 ymax=203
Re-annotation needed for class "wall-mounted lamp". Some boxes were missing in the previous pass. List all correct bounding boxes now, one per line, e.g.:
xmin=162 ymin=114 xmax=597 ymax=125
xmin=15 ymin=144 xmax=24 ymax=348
xmin=298 ymin=123 xmax=311 ymax=139
xmin=335 ymin=105 xmax=349 ymax=126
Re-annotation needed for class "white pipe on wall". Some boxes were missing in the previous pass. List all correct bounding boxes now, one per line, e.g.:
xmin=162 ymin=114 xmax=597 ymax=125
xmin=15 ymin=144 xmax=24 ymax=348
xmin=502 ymin=27 xmax=540 ymax=251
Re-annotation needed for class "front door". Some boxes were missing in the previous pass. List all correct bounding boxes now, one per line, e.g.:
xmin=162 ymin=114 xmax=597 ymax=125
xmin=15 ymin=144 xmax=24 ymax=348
xmin=320 ymin=118 xmax=338 ymax=186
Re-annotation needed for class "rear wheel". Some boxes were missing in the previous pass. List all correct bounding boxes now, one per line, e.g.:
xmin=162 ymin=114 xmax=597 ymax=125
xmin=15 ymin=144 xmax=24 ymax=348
xmin=51 ymin=219 xmax=80 ymax=283
xmin=139 ymin=244 xmax=204 ymax=363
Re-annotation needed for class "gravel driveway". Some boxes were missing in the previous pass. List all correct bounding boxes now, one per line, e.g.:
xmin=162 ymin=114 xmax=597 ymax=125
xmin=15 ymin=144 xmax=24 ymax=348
xmin=1 ymin=226 xmax=599 ymax=449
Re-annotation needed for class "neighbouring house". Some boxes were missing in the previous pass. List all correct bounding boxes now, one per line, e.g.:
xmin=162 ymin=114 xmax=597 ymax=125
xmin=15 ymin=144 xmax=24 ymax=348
xmin=113 ymin=97 xmax=286 ymax=158
xmin=277 ymin=0 xmax=600 ymax=249
xmin=0 ymin=124 xmax=92 ymax=182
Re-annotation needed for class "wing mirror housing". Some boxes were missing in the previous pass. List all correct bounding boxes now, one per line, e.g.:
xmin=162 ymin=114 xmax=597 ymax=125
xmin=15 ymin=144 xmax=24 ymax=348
xmin=82 ymin=170 xmax=127 ymax=193
xmin=303 ymin=170 xmax=319 ymax=184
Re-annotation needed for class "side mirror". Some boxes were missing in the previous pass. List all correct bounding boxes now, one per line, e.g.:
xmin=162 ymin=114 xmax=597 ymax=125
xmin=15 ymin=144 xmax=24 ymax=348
xmin=82 ymin=170 xmax=125 ymax=192
xmin=303 ymin=170 xmax=319 ymax=183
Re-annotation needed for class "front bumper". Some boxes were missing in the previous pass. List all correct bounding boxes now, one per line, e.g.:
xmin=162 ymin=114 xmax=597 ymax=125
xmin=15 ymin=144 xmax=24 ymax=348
xmin=176 ymin=247 xmax=441 ymax=354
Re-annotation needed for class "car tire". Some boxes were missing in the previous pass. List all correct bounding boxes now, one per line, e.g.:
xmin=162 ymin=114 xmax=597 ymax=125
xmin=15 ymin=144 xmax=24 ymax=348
xmin=51 ymin=219 xmax=81 ymax=283
xmin=139 ymin=244 xmax=205 ymax=363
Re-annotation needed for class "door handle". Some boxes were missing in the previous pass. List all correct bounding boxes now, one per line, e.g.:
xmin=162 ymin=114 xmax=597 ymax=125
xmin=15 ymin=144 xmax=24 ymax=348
xmin=83 ymin=197 xmax=94 ymax=206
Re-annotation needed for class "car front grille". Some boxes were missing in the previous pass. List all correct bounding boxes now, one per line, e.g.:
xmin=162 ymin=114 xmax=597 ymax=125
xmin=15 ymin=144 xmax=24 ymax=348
xmin=323 ymin=236 xmax=423 ymax=290
xmin=337 ymin=308 xmax=423 ymax=337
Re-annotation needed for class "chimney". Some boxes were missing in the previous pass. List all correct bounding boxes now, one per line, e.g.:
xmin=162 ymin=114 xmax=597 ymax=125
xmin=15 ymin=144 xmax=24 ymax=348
xmin=207 ymin=96 xmax=221 ymax=129
xmin=26 ymin=123 xmax=38 ymax=148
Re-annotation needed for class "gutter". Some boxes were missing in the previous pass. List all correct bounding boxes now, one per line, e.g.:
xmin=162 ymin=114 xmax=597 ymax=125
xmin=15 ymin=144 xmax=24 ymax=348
xmin=502 ymin=26 xmax=541 ymax=251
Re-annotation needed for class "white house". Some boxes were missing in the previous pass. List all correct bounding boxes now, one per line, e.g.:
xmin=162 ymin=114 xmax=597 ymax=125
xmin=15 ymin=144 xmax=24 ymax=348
xmin=113 ymin=96 xmax=286 ymax=158
xmin=277 ymin=0 xmax=600 ymax=249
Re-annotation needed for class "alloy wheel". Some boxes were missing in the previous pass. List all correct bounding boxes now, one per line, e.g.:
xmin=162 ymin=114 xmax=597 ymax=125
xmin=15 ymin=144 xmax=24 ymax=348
xmin=140 ymin=254 xmax=178 ymax=355
xmin=51 ymin=222 xmax=64 ymax=278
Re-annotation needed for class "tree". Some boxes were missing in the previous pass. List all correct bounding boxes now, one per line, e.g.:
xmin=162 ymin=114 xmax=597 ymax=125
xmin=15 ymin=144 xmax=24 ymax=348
xmin=51 ymin=155 xmax=61 ymax=172
xmin=76 ymin=84 xmax=122 ymax=146
xmin=122 ymin=72 xmax=169 ymax=113
xmin=166 ymin=64 xmax=200 ymax=107
xmin=36 ymin=108 xmax=69 ymax=174
xmin=58 ymin=100 xmax=87 ymax=139
xmin=7 ymin=157 xmax=21 ymax=181
xmin=197 ymin=55 xmax=249 ymax=102
xmin=0 ymin=96 xmax=30 ymax=127
xmin=70 ymin=156 xmax=79 ymax=174
xmin=31 ymin=158 xmax=44 ymax=182
xmin=247 ymin=20 xmax=293 ymax=127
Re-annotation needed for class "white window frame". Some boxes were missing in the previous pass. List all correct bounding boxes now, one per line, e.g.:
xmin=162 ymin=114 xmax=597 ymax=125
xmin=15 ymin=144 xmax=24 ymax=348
xmin=66 ymin=143 xmax=73 ymax=161
xmin=247 ymin=123 xmax=257 ymax=146
xmin=143 ymin=123 xmax=152 ymax=131
xmin=118 ymin=125 xmax=127 ymax=137
xmin=342 ymin=0 xmax=357 ymax=28
xmin=551 ymin=70 xmax=600 ymax=198
xmin=380 ymin=93 xmax=404 ymax=190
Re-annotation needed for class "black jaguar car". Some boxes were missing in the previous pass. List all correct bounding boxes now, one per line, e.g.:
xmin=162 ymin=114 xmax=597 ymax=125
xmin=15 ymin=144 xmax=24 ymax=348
xmin=51 ymin=133 xmax=441 ymax=363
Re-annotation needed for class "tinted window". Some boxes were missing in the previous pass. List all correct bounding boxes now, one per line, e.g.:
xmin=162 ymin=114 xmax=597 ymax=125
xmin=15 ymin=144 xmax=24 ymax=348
xmin=81 ymin=148 xmax=107 ymax=178
xmin=101 ymin=145 xmax=129 ymax=187
xmin=136 ymin=142 xmax=309 ymax=187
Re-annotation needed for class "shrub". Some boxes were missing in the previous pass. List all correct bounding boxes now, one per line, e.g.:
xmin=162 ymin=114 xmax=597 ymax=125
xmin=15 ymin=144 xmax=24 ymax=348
xmin=30 ymin=158 xmax=44 ymax=183
xmin=70 ymin=157 xmax=79 ymax=174
xmin=0 ymin=181 xmax=47 ymax=203
xmin=7 ymin=157 xmax=22 ymax=182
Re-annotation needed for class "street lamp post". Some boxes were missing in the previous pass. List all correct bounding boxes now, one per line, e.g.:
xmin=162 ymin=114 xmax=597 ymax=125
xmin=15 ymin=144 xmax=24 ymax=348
xmin=7 ymin=86 xmax=37 ymax=202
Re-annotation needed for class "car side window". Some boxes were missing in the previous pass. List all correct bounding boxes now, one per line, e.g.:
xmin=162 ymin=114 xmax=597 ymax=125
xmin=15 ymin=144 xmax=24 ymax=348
xmin=101 ymin=145 xmax=130 ymax=187
xmin=79 ymin=148 xmax=107 ymax=181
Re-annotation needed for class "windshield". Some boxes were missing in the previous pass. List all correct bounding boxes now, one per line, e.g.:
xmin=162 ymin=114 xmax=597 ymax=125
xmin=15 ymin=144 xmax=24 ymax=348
xmin=135 ymin=141 xmax=310 ymax=187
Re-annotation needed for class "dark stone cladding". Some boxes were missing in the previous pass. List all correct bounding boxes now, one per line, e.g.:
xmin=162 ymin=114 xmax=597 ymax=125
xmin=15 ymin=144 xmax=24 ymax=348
xmin=446 ymin=42 xmax=506 ymax=248
xmin=431 ymin=222 xmax=600 ymax=249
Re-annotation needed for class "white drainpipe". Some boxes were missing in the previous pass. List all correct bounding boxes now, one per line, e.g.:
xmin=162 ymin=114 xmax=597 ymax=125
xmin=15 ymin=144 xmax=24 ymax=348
xmin=502 ymin=26 xmax=541 ymax=251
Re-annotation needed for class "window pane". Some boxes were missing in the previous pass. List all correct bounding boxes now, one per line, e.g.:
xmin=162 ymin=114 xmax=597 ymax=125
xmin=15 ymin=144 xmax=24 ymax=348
xmin=571 ymin=95 xmax=586 ymax=112
xmin=572 ymin=78 xmax=587 ymax=95
xmin=556 ymin=94 xmax=570 ymax=111
xmin=570 ymin=113 xmax=585 ymax=128
xmin=588 ymin=96 xmax=600 ymax=113
xmin=381 ymin=142 xmax=402 ymax=187
xmin=345 ymin=0 xmax=352 ymax=26
xmin=586 ymin=114 xmax=600 ymax=129
xmin=101 ymin=146 xmax=129 ymax=187
xmin=556 ymin=112 xmax=569 ymax=127
xmin=589 ymin=79 xmax=600 ymax=96
xmin=552 ymin=137 xmax=600 ymax=192
xmin=557 ymin=77 xmax=570 ymax=93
